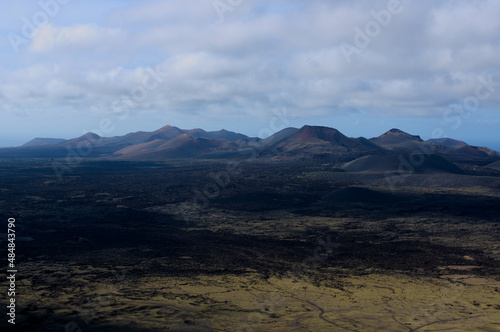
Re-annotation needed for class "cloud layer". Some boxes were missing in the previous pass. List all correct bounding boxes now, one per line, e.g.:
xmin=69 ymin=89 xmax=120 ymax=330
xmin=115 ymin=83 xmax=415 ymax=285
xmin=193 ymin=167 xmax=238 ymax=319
xmin=1 ymin=0 xmax=499 ymax=147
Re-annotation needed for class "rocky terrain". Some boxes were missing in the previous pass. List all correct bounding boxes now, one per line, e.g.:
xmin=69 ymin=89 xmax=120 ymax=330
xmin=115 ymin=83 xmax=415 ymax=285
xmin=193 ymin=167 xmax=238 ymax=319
xmin=0 ymin=159 xmax=499 ymax=331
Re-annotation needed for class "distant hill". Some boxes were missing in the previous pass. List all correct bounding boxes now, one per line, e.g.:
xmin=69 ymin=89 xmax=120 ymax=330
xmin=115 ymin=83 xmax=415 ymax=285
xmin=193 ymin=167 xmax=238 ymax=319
xmin=370 ymin=129 xmax=439 ymax=153
xmin=370 ymin=129 xmax=500 ymax=161
xmin=184 ymin=128 xmax=248 ymax=141
xmin=261 ymin=127 xmax=299 ymax=146
xmin=1 ymin=125 xmax=498 ymax=164
xmin=22 ymin=138 xmax=66 ymax=147
xmin=114 ymin=134 xmax=238 ymax=159
xmin=372 ymin=128 xmax=423 ymax=145
xmin=451 ymin=145 xmax=500 ymax=158
xmin=428 ymin=137 xmax=500 ymax=158
xmin=61 ymin=133 xmax=102 ymax=147
xmin=98 ymin=125 xmax=186 ymax=148
xmin=427 ymin=137 xmax=499 ymax=158
xmin=427 ymin=138 xmax=467 ymax=148
xmin=260 ymin=126 xmax=382 ymax=161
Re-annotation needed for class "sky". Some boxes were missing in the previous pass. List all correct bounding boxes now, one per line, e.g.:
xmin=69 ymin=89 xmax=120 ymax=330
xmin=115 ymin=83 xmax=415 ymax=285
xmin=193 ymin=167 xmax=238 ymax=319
xmin=0 ymin=0 xmax=499 ymax=150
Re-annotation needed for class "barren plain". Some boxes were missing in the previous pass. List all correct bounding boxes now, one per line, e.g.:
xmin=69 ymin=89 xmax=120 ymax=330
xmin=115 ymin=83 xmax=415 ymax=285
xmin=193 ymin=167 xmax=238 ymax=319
xmin=1 ymin=159 xmax=499 ymax=331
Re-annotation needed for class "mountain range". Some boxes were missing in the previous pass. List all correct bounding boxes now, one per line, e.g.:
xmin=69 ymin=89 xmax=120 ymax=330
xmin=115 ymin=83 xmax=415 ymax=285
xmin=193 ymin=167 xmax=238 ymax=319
xmin=1 ymin=125 xmax=499 ymax=172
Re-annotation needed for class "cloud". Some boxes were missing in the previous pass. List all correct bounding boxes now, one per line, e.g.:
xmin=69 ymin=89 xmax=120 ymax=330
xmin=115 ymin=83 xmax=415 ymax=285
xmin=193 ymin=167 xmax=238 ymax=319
xmin=30 ymin=24 xmax=122 ymax=53
xmin=1 ymin=0 xmax=500 ymax=143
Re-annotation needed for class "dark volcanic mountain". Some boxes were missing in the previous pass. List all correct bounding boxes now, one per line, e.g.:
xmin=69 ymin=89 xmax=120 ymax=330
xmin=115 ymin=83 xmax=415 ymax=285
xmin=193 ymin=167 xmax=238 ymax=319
xmin=427 ymin=138 xmax=467 ymax=148
xmin=427 ymin=137 xmax=500 ymax=158
xmin=370 ymin=129 xmax=438 ymax=153
xmin=372 ymin=128 xmax=423 ymax=145
xmin=1 ymin=125 xmax=498 ymax=167
xmin=370 ymin=129 xmax=500 ymax=161
xmin=342 ymin=153 xmax=465 ymax=174
xmin=259 ymin=125 xmax=382 ymax=161
xmin=93 ymin=125 xmax=186 ymax=148
xmin=183 ymin=128 xmax=247 ymax=141
xmin=0 ymin=126 xmax=248 ymax=159
xmin=260 ymin=127 xmax=299 ymax=146
xmin=451 ymin=145 xmax=500 ymax=158
xmin=114 ymin=134 xmax=239 ymax=159
xmin=485 ymin=160 xmax=500 ymax=171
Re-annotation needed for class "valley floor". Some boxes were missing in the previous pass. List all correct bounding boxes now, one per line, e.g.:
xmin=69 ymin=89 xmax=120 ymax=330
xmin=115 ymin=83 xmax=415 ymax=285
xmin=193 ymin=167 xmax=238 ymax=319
xmin=0 ymin=160 xmax=499 ymax=331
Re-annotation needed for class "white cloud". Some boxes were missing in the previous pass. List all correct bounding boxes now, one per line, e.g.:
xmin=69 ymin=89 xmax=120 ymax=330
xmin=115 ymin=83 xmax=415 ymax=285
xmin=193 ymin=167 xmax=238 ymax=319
xmin=1 ymin=0 xmax=500 ymax=142
xmin=30 ymin=24 xmax=122 ymax=53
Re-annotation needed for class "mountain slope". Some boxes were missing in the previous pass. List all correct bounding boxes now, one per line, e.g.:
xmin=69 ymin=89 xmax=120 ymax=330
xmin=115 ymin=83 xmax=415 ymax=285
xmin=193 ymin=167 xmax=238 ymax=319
xmin=370 ymin=129 xmax=439 ymax=153
xmin=95 ymin=125 xmax=186 ymax=148
xmin=372 ymin=129 xmax=423 ymax=144
xmin=342 ymin=154 xmax=465 ymax=174
xmin=184 ymin=128 xmax=247 ymax=141
xmin=427 ymin=137 xmax=500 ymax=160
xmin=260 ymin=128 xmax=299 ymax=147
xmin=22 ymin=138 xmax=67 ymax=147
xmin=486 ymin=160 xmax=500 ymax=171
xmin=2 ymin=125 xmax=498 ymax=163
xmin=451 ymin=145 xmax=500 ymax=158
xmin=61 ymin=133 xmax=102 ymax=146
xmin=114 ymin=134 xmax=239 ymax=159
xmin=427 ymin=138 xmax=467 ymax=148
xmin=260 ymin=125 xmax=382 ymax=161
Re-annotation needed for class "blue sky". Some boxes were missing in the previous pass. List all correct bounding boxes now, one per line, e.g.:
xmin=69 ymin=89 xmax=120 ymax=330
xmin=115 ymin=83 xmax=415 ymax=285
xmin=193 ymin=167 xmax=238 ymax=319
xmin=1 ymin=0 xmax=499 ymax=150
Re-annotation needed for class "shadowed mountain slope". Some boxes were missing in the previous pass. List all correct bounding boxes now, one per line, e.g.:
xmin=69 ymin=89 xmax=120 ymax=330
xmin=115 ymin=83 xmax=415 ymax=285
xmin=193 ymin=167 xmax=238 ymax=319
xmin=486 ymin=160 xmax=500 ymax=171
xmin=342 ymin=153 xmax=465 ymax=174
xmin=114 ymin=134 xmax=239 ymax=159
xmin=370 ymin=129 xmax=438 ymax=153
xmin=1 ymin=125 xmax=498 ymax=164
xmin=184 ymin=128 xmax=248 ymax=141
xmin=259 ymin=126 xmax=383 ymax=161
xmin=371 ymin=129 xmax=500 ymax=161
xmin=427 ymin=138 xmax=467 ymax=148
xmin=261 ymin=127 xmax=299 ymax=147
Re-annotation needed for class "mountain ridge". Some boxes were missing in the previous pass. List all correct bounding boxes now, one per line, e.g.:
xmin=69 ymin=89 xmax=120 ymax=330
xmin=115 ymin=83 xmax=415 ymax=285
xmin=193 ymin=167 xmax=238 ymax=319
xmin=2 ymin=125 xmax=499 ymax=163
xmin=22 ymin=138 xmax=67 ymax=147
